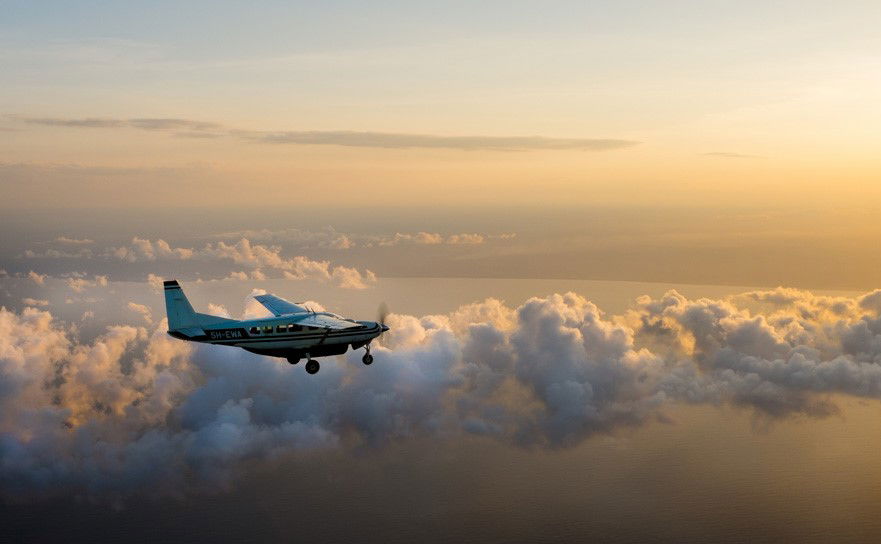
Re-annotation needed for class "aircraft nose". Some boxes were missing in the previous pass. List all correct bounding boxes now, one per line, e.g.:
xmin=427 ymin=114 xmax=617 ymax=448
xmin=381 ymin=323 xmax=389 ymax=332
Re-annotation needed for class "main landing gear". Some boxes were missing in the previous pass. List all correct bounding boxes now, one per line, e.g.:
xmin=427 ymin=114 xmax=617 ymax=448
xmin=362 ymin=345 xmax=374 ymax=366
xmin=290 ymin=353 xmax=320 ymax=374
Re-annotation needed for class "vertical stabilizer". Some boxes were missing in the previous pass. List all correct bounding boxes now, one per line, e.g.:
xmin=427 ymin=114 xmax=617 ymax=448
xmin=164 ymin=280 xmax=199 ymax=330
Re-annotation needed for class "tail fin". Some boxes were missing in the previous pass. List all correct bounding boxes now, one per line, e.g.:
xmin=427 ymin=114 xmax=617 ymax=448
xmin=164 ymin=280 xmax=199 ymax=330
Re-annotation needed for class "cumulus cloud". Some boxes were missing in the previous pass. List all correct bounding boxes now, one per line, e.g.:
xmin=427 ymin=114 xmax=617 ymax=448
xmin=4 ymin=288 xmax=881 ymax=501
xmin=127 ymin=302 xmax=153 ymax=324
xmin=211 ymin=228 xmax=512 ymax=249
xmin=13 ymin=115 xmax=637 ymax=152
xmin=111 ymin=238 xmax=193 ymax=262
xmin=24 ymin=248 xmax=93 ymax=259
xmin=374 ymin=232 xmax=501 ymax=246
xmin=147 ymin=273 xmax=164 ymax=293
xmin=21 ymin=297 xmax=49 ymax=307
xmin=20 ymin=237 xmax=97 ymax=258
xmin=111 ymin=237 xmax=375 ymax=289
xmin=66 ymin=275 xmax=109 ymax=293
xmin=55 ymin=237 xmax=94 ymax=245
xmin=27 ymin=271 xmax=46 ymax=285
xmin=210 ymin=227 xmax=354 ymax=249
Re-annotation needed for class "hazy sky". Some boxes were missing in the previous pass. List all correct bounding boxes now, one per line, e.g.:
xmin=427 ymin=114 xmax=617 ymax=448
xmin=2 ymin=0 xmax=880 ymax=208
xmin=4 ymin=5 xmax=881 ymax=542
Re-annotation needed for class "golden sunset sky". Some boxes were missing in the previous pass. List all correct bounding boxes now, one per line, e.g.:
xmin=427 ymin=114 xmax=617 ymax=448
xmin=2 ymin=1 xmax=879 ymax=209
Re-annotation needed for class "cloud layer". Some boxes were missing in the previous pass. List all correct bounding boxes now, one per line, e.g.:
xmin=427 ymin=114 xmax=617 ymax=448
xmin=109 ymin=237 xmax=375 ymax=289
xmin=3 ymin=286 xmax=881 ymax=501
xmin=13 ymin=115 xmax=638 ymax=152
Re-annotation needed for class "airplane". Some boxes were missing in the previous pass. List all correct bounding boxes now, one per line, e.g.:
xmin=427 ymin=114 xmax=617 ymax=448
xmin=163 ymin=279 xmax=389 ymax=374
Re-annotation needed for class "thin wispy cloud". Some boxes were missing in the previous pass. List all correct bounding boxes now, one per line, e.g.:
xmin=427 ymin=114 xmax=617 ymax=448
xmin=17 ymin=116 xmax=221 ymax=131
xmin=10 ymin=115 xmax=639 ymax=152
xmin=238 ymin=130 xmax=638 ymax=151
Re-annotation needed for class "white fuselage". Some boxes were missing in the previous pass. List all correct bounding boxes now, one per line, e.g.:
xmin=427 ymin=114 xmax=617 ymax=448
xmin=170 ymin=313 xmax=384 ymax=359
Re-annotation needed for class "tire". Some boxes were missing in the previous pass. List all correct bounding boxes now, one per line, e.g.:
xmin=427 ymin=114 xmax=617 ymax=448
xmin=287 ymin=357 xmax=299 ymax=365
xmin=305 ymin=360 xmax=320 ymax=374
xmin=362 ymin=353 xmax=374 ymax=365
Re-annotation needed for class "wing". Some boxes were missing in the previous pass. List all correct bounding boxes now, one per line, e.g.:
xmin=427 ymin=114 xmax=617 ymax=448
xmin=253 ymin=294 xmax=309 ymax=316
xmin=296 ymin=313 xmax=362 ymax=330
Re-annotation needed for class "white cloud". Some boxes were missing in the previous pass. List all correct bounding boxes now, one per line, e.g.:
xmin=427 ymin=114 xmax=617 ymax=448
xmin=147 ymin=273 xmax=164 ymax=293
xmin=55 ymin=236 xmax=95 ymax=245
xmin=66 ymin=274 xmax=109 ymax=293
xmin=24 ymin=248 xmax=94 ymax=258
xmin=4 ymin=287 xmax=881 ymax=501
xmin=209 ymin=228 xmax=513 ymax=249
xmin=374 ymin=232 xmax=496 ymax=246
xmin=113 ymin=237 xmax=376 ymax=289
xmin=27 ymin=271 xmax=46 ymax=285
xmin=127 ymin=301 xmax=153 ymax=324
xmin=111 ymin=237 xmax=193 ymax=262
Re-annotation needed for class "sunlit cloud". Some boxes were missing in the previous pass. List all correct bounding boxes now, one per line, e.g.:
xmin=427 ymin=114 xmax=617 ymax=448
xmin=3 ymin=287 xmax=881 ymax=501
xmin=109 ymin=237 xmax=376 ymax=289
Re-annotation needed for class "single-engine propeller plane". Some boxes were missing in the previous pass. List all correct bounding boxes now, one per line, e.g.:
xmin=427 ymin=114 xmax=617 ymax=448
xmin=163 ymin=280 xmax=389 ymax=374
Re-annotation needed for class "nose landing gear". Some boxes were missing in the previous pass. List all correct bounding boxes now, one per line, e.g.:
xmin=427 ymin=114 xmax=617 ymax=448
xmin=362 ymin=345 xmax=374 ymax=365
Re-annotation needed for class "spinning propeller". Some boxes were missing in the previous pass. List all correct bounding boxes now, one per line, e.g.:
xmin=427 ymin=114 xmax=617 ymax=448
xmin=376 ymin=302 xmax=390 ymax=345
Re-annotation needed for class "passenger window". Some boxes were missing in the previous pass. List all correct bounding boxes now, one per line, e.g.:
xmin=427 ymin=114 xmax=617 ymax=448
xmin=276 ymin=325 xmax=287 ymax=333
xmin=249 ymin=327 xmax=259 ymax=334
xmin=289 ymin=324 xmax=301 ymax=332
xmin=263 ymin=326 xmax=272 ymax=334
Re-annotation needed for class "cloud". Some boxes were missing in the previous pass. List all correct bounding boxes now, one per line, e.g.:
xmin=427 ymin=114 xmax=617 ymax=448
xmin=111 ymin=237 xmax=376 ymax=289
xmin=18 ymin=116 xmax=220 ymax=132
xmin=209 ymin=228 xmax=514 ymax=249
xmin=21 ymin=298 xmax=49 ymax=307
xmin=446 ymin=233 xmax=485 ymax=245
xmin=55 ymin=237 xmax=94 ymax=245
xmin=66 ymin=275 xmax=109 ymax=293
xmin=12 ymin=115 xmax=637 ymax=152
xmin=127 ymin=302 xmax=153 ymax=324
xmin=111 ymin=237 xmax=194 ymax=262
xmin=210 ymin=227 xmax=354 ymax=249
xmin=147 ymin=273 xmax=164 ymax=293
xmin=238 ymin=130 xmax=638 ymax=151
xmin=4 ymin=287 xmax=881 ymax=501
xmin=27 ymin=271 xmax=46 ymax=285
xmin=374 ymin=231 xmax=503 ymax=246
xmin=24 ymin=248 xmax=94 ymax=259
xmin=378 ymin=232 xmax=444 ymax=246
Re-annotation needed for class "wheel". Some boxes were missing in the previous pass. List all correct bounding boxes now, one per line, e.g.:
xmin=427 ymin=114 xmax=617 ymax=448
xmin=287 ymin=357 xmax=299 ymax=365
xmin=362 ymin=353 xmax=374 ymax=365
xmin=305 ymin=359 xmax=320 ymax=374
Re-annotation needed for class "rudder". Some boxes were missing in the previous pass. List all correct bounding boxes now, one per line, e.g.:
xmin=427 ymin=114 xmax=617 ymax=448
xmin=164 ymin=280 xmax=199 ymax=330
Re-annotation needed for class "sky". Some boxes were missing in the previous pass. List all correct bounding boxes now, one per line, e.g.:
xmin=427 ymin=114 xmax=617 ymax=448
xmin=3 ymin=2 xmax=881 ymax=542
xmin=2 ymin=0 xmax=880 ymax=209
